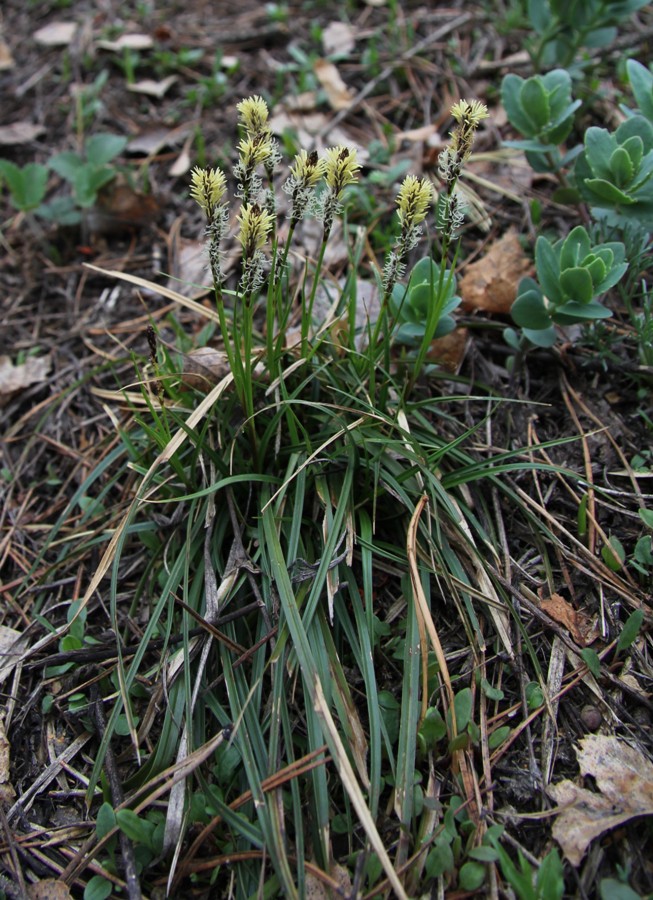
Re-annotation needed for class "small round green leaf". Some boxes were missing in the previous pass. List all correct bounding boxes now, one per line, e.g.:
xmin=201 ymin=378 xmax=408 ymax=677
xmin=459 ymin=860 xmax=487 ymax=891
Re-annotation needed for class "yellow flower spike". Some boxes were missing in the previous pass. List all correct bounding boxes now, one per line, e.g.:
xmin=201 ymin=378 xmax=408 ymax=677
xmin=237 ymin=202 xmax=275 ymax=254
xmin=450 ymin=99 xmax=489 ymax=129
xmin=237 ymin=95 xmax=270 ymax=136
xmin=323 ymin=146 xmax=361 ymax=196
xmin=396 ymin=175 xmax=433 ymax=228
xmin=238 ymin=134 xmax=273 ymax=169
xmin=290 ymin=149 xmax=326 ymax=187
xmin=189 ymin=166 xmax=227 ymax=216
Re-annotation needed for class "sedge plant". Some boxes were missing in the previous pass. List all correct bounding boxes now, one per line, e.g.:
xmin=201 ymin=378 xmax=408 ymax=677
xmin=29 ymin=94 xmax=599 ymax=898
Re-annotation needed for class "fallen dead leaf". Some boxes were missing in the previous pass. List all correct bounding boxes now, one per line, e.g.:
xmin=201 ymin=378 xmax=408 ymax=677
xmin=314 ymin=59 xmax=354 ymax=111
xmin=460 ymin=230 xmax=532 ymax=314
xmin=548 ymin=734 xmax=653 ymax=865
xmin=170 ymin=148 xmax=192 ymax=178
xmin=179 ymin=347 xmax=230 ymax=391
xmin=0 ymin=627 xmax=23 ymax=685
xmin=96 ymin=33 xmax=154 ymax=52
xmin=127 ymin=75 xmax=177 ymax=98
xmin=400 ymin=123 xmax=440 ymax=143
xmin=33 ymin=22 xmax=78 ymax=47
xmin=0 ymin=37 xmax=14 ymax=70
xmin=0 ymin=121 xmax=46 ymax=145
xmin=0 ymin=355 xmax=51 ymax=407
xmin=540 ymin=592 xmax=599 ymax=646
xmin=127 ymin=124 xmax=191 ymax=156
xmin=26 ymin=880 xmax=72 ymax=900
xmin=0 ymin=714 xmax=13 ymax=795
xmin=426 ymin=327 xmax=469 ymax=374
xmin=322 ymin=21 xmax=355 ymax=56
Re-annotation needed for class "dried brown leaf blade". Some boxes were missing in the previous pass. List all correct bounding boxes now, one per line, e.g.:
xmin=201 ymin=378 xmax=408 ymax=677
xmin=33 ymin=22 xmax=77 ymax=46
xmin=313 ymin=59 xmax=354 ymax=111
xmin=0 ymin=121 xmax=45 ymax=144
xmin=548 ymin=735 xmax=653 ymax=865
xmin=460 ymin=230 xmax=532 ymax=314
xmin=0 ymin=355 xmax=51 ymax=406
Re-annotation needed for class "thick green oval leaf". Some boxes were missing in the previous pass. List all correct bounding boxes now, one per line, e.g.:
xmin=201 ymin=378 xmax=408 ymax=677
xmin=610 ymin=146 xmax=635 ymax=187
xmin=560 ymin=266 xmax=594 ymax=303
xmin=616 ymin=115 xmax=653 ymax=154
xmin=560 ymin=225 xmax=591 ymax=269
xmin=511 ymin=288 xmax=551 ymax=330
xmin=584 ymin=256 xmax=607 ymax=287
xmin=521 ymin=77 xmax=550 ymax=132
xmin=501 ymin=73 xmax=535 ymax=137
xmin=627 ymin=59 xmax=653 ymax=123
xmin=522 ymin=325 xmax=557 ymax=347
xmin=584 ymin=178 xmax=635 ymax=205
xmin=553 ymin=300 xmax=612 ymax=323
xmin=584 ymin=127 xmax=617 ymax=179
xmin=622 ymin=134 xmax=644 ymax=172
xmin=535 ymin=236 xmax=564 ymax=304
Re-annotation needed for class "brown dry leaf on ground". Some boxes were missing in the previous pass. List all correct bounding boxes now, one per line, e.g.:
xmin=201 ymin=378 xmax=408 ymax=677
xmin=127 ymin=75 xmax=178 ymax=98
xmin=460 ymin=229 xmax=532 ymax=313
xmin=0 ymin=354 xmax=51 ymax=407
xmin=0 ymin=713 xmax=16 ymax=804
xmin=548 ymin=735 xmax=653 ymax=865
xmin=313 ymin=59 xmax=354 ymax=111
xmin=0 ymin=121 xmax=44 ymax=144
xmin=321 ymin=21 xmax=355 ymax=56
xmin=0 ymin=35 xmax=14 ymax=69
xmin=540 ymin=592 xmax=599 ymax=646
xmin=26 ymin=880 xmax=72 ymax=899
xmin=33 ymin=21 xmax=77 ymax=47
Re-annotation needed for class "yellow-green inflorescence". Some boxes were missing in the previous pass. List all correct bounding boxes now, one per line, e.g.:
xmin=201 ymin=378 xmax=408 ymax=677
xmin=317 ymin=145 xmax=361 ymax=238
xmin=190 ymin=165 xmax=230 ymax=293
xmin=235 ymin=95 xmax=280 ymax=212
xmin=437 ymin=98 xmax=488 ymax=239
xmin=383 ymin=174 xmax=433 ymax=295
xmin=237 ymin=202 xmax=275 ymax=294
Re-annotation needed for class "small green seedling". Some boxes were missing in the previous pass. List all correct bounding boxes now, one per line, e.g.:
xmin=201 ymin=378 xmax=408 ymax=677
xmin=523 ymin=0 xmax=648 ymax=72
xmin=389 ymin=257 xmax=461 ymax=346
xmin=44 ymin=133 xmax=129 ymax=224
xmin=510 ymin=225 xmax=628 ymax=346
xmin=501 ymin=69 xmax=581 ymax=173
xmin=0 ymin=160 xmax=49 ymax=212
xmin=574 ymin=115 xmax=653 ymax=229
xmin=623 ymin=59 xmax=653 ymax=124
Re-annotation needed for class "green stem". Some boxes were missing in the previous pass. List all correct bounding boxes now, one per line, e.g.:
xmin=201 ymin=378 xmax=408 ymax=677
xmin=302 ymin=235 xmax=329 ymax=358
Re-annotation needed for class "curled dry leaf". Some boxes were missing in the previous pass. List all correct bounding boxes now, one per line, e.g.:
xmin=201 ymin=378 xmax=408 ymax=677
xmin=96 ymin=33 xmax=154 ymax=52
xmin=26 ymin=881 xmax=72 ymax=900
xmin=322 ymin=21 xmax=355 ymax=56
xmin=460 ymin=230 xmax=532 ymax=314
xmin=0 ymin=36 xmax=14 ymax=70
xmin=548 ymin=734 xmax=653 ymax=865
xmin=540 ymin=592 xmax=599 ymax=646
xmin=33 ymin=22 xmax=78 ymax=47
xmin=0 ymin=355 xmax=51 ymax=407
xmin=0 ymin=121 xmax=46 ymax=145
xmin=313 ymin=59 xmax=354 ymax=111
xmin=127 ymin=75 xmax=178 ymax=98
xmin=179 ymin=347 xmax=231 ymax=391
xmin=426 ymin=327 xmax=469 ymax=374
